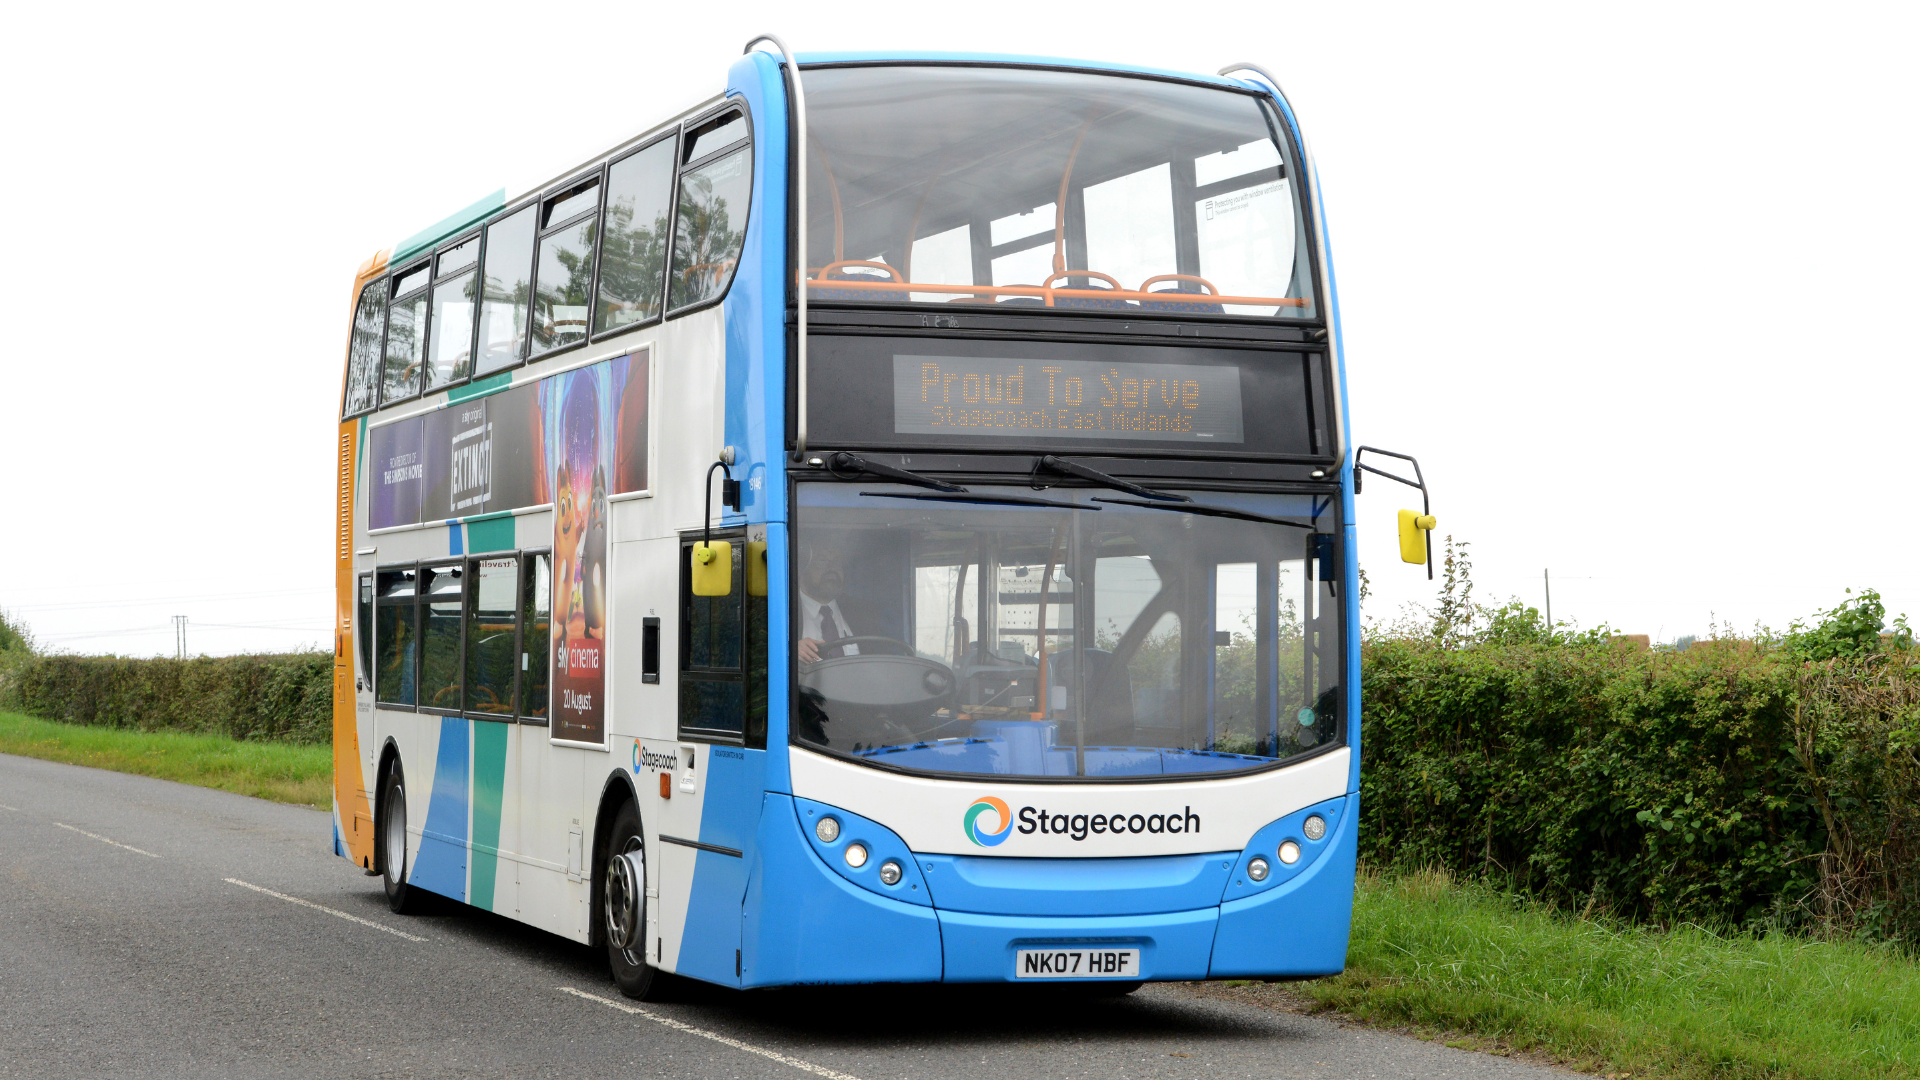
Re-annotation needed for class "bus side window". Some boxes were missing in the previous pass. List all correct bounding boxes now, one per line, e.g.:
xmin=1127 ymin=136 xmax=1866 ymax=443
xmin=343 ymin=283 xmax=384 ymax=417
xmin=520 ymin=553 xmax=551 ymax=722
xmin=464 ymin=556 xmax=519 ymax=716
xmin=375 ymin=568 xmax=419 ymax=707
xmin=478 ymin=205 xmax=536 ymax=375
xmin=357 ymin=574 xmax=374 ymax=689
xmin=679 ymin=532 xmax=745 ymax=740
xmin=382 ymin=265 xmax=430 ymax=405
xmin=667 ymin=108 xmax=751 ymax=313
xmin=596 ymin=136 xmax=675 ymax=335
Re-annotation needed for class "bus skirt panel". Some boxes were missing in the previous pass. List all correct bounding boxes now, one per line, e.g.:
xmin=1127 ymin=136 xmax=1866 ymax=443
xmin=740 ymin=793 xmax=946 ymax=987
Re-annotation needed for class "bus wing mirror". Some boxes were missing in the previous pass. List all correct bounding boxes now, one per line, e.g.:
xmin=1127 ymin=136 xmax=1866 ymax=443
xmin=691 ymin=541 xmax=733 ymax=596
xmin=1398 ymin=510 xmax=1436 ymax=564
xmin=746 ymin=541 xmax=768 ymax=597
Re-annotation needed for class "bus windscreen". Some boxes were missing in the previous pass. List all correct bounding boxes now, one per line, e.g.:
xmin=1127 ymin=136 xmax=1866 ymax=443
xmin=802 ymin=65 xmax=1317 ymax=319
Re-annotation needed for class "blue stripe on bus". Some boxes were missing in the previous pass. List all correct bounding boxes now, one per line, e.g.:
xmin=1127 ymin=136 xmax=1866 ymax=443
xmin=410 ymin=715 xmax=470 ymax=901
xmin=791 ymin=51 xmax=1252 ymax=90
xmin=675 ymin=747 xmax=769 ymax=985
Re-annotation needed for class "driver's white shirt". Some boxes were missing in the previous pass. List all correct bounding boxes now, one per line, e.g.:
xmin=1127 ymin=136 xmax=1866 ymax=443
xmin=799 ymin=591 xmax=860 ymax=655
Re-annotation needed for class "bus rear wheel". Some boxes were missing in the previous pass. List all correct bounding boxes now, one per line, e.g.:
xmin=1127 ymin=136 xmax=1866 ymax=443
xmin=603 ymin=801 xmax=661 ymax=999
xmin=380 ymin=764 xmax=426 ymax=915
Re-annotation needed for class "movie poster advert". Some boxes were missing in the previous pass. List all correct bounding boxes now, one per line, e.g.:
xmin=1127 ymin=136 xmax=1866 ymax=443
xmin=368 ymin=417 xmax=423 ymax=530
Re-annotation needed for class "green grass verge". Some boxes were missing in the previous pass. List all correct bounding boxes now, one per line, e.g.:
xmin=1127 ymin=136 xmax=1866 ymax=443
xmin=1294 ymin=868 xmax=1920 ymax=1079
xmin=0 ymin=711 xmax=332 ymax=810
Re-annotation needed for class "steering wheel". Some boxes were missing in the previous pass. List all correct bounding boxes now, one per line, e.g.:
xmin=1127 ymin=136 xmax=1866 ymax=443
xmin=800 ymin=637 xmax=958 ymax=712
xmin=809 ymin=635 xmax=915 ymax=659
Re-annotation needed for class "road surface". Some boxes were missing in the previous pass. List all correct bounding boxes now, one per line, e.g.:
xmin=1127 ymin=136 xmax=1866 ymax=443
xmin=0 ymin=753 xmax=1567 ymax=1079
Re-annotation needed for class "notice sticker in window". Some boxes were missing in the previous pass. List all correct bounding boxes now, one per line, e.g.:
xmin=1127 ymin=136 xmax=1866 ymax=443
xmin=892 ymin=354 xmax=1245 ymax=444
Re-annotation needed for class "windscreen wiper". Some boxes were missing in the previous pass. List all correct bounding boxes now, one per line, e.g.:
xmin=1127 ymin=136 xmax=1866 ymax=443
xmin=860 ymin=491 xmax=1098 ymax=510
xmin=824 ymin=451 xmax=966 ymax=493
xmin=1030 ymin=455 xmax=1190 ymax=502
xmin=1092 ymin=498 xmax=1313 ymax=529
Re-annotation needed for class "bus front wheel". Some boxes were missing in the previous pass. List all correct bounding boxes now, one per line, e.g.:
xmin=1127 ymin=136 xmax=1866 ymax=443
xmin=603 ymin=801 xmax=662 ymax=999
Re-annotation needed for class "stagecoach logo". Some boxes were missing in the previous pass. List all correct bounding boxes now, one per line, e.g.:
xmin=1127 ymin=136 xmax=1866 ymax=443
xmin=963 ymin=797 xmax=1014 ymax=847
xmin=965 ymin=797 xmax=1204 ymax=845
xmin=633 ymin=745 xmax=676 ymax=773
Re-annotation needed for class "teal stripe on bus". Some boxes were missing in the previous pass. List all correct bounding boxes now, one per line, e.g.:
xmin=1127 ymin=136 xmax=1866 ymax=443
xmin=448 ymin=371 xmax=512 ymax=403
xmin=467 ymin=514 xmax=515 ymax=554
xmin=392 ymin=189 xmax=507 ymax=265
xmin=469 ymin=720 xmax=510 ymax=912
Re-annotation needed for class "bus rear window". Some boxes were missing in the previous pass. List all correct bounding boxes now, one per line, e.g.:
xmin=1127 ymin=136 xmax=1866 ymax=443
xmin=802 ymin=66 xmax=1315 ymax=319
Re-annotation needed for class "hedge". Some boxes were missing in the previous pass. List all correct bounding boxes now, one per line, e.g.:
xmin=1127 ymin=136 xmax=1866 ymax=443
xmin=1360 ymin=632 xmax=1920 ymax=946
xmin=0 ymin=651 xmax=332 ymax=745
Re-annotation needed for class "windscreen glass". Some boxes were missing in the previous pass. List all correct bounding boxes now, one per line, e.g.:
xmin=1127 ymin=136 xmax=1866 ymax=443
xmin=803 ymin=66 xmax=1315 ymax=319
xmin=792 ymin=483 xmax=1342 ymax=779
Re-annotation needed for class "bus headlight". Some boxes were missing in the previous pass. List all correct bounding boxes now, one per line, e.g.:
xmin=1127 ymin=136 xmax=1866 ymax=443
xmin=845 ymin=843 xmax=869 ymax=868
xmin=878 ymin=860 xmax=903 ymax=885
xmin=1303 ymin=815 xmax=1326 ymax=841
xmin=1279 ymin=841 xmax=1301 ymax=865
xmin=1247 ymin=856 xmax=1270 ymax=882
xmin=816 ymin=817 xmax=840 ymax=843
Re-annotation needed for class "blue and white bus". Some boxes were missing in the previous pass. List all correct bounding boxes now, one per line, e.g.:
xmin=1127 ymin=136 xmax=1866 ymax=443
xmin=330 ymin=41 xmax=1421 ymax=997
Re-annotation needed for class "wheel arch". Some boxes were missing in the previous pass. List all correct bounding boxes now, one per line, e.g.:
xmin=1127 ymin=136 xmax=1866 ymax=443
xmin=590 ymin=768 xmax=642 ymax=948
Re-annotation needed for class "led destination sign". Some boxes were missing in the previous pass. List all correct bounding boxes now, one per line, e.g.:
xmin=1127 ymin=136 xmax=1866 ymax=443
xmin=893 ymin=355 xmax=1245 ymax=444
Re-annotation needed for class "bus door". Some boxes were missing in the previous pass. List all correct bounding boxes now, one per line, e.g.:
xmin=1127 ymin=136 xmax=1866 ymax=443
xmin=661 ymin=525 xmax=766 ymax=982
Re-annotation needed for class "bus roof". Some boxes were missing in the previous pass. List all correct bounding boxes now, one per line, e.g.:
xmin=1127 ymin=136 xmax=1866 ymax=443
xmin=374 ymin=52 xmax=1276 ymax=276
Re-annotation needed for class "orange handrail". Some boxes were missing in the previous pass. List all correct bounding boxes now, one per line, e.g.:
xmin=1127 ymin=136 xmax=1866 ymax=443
xmin=799 ymin=275 xmax=1307 ymax=308
xmin=817 ymin=260 xmax=904 ymax=282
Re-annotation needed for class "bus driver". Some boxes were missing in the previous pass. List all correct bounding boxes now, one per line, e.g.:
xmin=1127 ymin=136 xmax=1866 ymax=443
xmin=796 ymin=539 xmax=889 ymax=663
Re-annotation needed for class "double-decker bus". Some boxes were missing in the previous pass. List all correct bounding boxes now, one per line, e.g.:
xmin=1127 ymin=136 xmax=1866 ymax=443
xmin=331 ymin=41 xmax=1431 ymax=996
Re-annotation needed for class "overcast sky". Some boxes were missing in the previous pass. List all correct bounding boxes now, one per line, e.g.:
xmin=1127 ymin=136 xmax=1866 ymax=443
xmin=2 ymin=1 xmax=1913 ymax=656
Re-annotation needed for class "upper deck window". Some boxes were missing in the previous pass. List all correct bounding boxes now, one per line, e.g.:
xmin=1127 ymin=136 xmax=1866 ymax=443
xmin=802 ymin=66 xmax=1316 ymax=319
xmin=668 ymin=107 xmax=752 ymax=313
xmin=532 ymin=178 xmax=599 ymax=356
xmin=343 ymin=281 xmax=384 ymax=416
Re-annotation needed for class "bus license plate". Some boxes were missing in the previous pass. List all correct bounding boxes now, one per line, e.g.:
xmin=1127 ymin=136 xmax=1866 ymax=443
xmin=1014 ymin=948 xmax=1140 ymax=979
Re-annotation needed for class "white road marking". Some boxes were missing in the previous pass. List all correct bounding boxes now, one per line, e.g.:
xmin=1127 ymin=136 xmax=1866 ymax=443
xmin=53 ymin=822 xmax=161 ymax=857
xmin=225 ymin=878 xmax=427 ymax=942
xmin=0 ymin=803 xmax=19 ymax=811
xmin=558 ymin=986 xmax=868 ymax=1080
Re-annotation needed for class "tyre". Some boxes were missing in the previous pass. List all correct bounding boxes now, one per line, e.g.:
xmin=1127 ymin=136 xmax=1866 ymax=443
xmin=380 ymin=762 xmax=426 ymax=915
xmin=602 ymin=801 xmax=661 ymax=999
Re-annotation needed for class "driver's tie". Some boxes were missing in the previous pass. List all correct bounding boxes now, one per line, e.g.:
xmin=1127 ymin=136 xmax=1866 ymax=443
xmin=819 ymin=605 xmax=846 ymax=658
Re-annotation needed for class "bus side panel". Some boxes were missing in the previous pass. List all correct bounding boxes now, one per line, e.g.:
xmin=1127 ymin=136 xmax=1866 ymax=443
xmin=467 ymin=718 xmax=513 ymax=913
xmin=741 ymin=793 xmax=943 ymax=987
xmin=516 ymin=736 xmax=590 ymax=943
xmin=1207 ymin=791 xmax=1357 ymax=977
xmin=671 ymin=747 xmax=768 ymax=986
xmin=333 ymin=417 xmax=376 ymax=868
xmin=410 ymin=715 xmax=470 ymax=901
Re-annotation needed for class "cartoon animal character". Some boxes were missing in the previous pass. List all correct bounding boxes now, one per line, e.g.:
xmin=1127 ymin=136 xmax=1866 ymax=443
xmin=552 ymin=460 xmax=577 ymax=674
xmin=580 ymin=463 xmax=609 ymax=637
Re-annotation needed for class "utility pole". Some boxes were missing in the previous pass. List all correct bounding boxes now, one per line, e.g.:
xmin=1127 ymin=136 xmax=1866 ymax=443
xmin=1543 ymin=570 xmax=1552 ymax=631
xmin=173 ymin=615 xmax=188 ymax=659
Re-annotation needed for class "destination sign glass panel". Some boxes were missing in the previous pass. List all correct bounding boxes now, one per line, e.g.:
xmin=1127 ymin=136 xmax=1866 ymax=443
xmin=807 ymin=334 xmax=1324 ymax=459
xmin=893 ymin=355 xmax=1245 ymax=445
